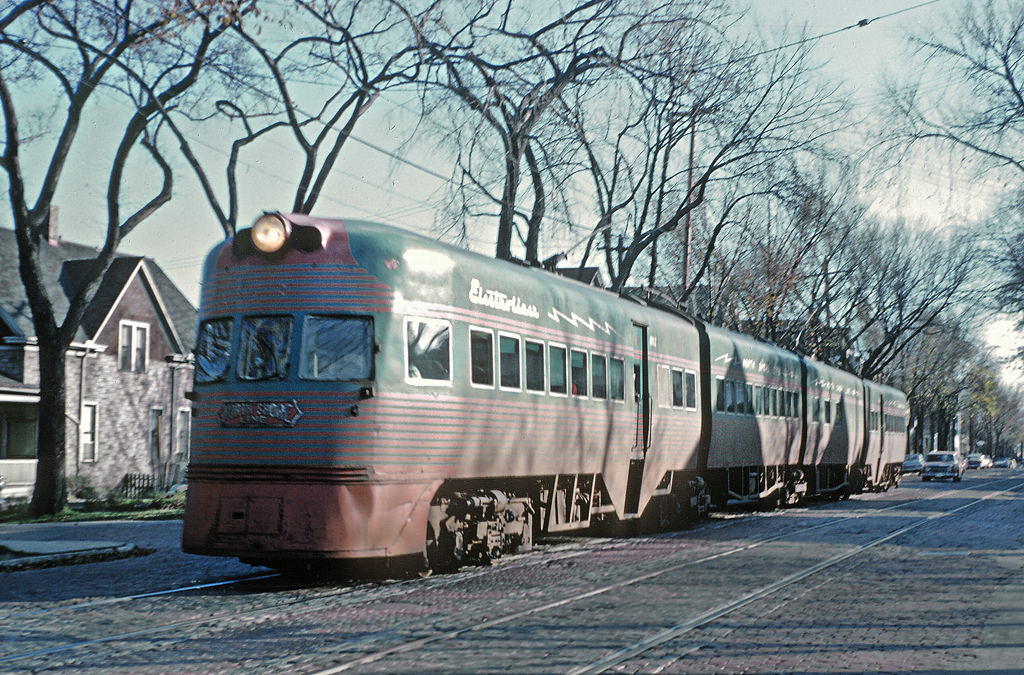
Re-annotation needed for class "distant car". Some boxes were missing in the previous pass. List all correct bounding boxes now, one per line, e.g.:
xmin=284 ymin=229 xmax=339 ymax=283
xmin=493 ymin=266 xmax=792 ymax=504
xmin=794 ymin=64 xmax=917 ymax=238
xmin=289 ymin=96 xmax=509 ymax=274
xmin=967 ymin=453 xmax=993 ymax=469
xmin=901 ymin=454 xmax=925 ymax=474
xmin=994 ymin=457 xmax=1017 ymax=469
xmin=921 ymin=452 xmax=964 ymax=482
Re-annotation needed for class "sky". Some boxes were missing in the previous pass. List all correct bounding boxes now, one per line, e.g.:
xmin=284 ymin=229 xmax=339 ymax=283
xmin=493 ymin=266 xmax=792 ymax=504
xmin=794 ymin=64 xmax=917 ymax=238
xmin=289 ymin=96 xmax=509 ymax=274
xmin=16 ymin=0 xmax=1021 ymax=384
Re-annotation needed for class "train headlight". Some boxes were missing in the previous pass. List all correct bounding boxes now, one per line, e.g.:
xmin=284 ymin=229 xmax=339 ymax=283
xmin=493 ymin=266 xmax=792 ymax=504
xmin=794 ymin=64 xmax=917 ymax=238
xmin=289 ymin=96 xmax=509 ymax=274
xmin=251 ymin=214 xmax=291 ymax=253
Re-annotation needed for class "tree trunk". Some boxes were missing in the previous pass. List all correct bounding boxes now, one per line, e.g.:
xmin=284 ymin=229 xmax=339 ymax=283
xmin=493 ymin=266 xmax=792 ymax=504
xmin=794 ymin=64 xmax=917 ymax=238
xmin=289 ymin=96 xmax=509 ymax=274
xmin=29 ymin=343 xmax=68 ymax=516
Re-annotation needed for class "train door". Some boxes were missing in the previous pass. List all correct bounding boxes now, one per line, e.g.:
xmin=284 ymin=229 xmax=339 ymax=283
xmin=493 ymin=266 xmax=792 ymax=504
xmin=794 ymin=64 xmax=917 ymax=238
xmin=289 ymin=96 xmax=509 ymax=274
xmin=625 ymin=323 xmax=650 ymax=515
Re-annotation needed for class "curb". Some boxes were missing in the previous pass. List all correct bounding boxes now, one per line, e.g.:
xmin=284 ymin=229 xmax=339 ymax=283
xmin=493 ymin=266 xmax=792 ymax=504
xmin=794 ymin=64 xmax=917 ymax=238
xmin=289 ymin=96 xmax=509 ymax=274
xmin=0 ymin=544 xmax=151 ymax=572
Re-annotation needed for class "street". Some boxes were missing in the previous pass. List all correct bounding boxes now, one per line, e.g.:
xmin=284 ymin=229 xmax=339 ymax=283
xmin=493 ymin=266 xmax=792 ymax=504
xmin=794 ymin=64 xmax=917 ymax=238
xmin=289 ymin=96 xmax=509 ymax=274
xmin=3 ymin=469 xmax=1024 ymax=674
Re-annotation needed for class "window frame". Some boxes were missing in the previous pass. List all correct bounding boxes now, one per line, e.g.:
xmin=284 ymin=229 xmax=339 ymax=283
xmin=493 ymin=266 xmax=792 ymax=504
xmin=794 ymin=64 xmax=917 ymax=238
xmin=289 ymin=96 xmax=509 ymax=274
xmin=497 ymin=331 xmax=523 ymax=392
xmin=80 ymin=401 xmax=98 ymax=464
xmin=548 ymin=343 xmax=569 ymax=397
xmin=469 ymin=326 xmax=495 ymax=389
xmin=524 ymin=339 xmax=546 ymax=394
xmin=118 ymin=319 xmax=149 ymax=373
xmin=404 ymin=316 xmax=454 ymax=386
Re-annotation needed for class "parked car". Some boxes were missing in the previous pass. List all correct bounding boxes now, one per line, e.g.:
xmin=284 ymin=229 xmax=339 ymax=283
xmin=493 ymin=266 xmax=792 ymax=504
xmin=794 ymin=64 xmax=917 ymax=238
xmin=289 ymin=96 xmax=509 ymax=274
xmin=901 ymin=454 xmax=925 ymax=474
xmin=967 ymin=453 xmax=993 ymax=469
xmin=921 ymin=452 xmax=964 ymax=482
xmin=993 ymin=457 xmax=1018 ymax=469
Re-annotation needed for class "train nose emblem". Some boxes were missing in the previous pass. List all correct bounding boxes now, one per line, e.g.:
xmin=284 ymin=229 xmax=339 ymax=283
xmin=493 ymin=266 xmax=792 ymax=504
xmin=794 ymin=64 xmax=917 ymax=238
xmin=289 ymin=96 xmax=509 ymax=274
xmin=218 ymin=400 xmax=304 ymax=427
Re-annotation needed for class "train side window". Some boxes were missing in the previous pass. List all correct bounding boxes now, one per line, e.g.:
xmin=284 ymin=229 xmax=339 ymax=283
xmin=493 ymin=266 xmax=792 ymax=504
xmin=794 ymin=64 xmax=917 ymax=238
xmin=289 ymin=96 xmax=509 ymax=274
xmin=610 ymin=358 xmax=625 ymax=401
xmin=724 ymin=380 xmax=736 ymax=413
xmin=745 ymin=384 xmax=754 ymax=415
xmin=825 ymin=400 xmax=832 ymax=424
xmin=195 ymin=317 xmax=233 ymax=383
xmin=405 ymin=317 xmax=451 ymax=384
xmin=657 ymin=365 xmax=672 ymax=408
xmin=470 ymin=328 xmax=494 ymax=387
xmin=671 ymin=369 xmax=684 ymax=407
xmin=835 ymin=401 xmax=846 ymax=426
xmin=525 ymin=340 xmax=545 ymax=392
xmin=238 ymin=316 xmax=292 ymax=381
xmin=715 ymin=378 xmax=725 ymax=412
xmin=299 ymin=316 xmax=373 ymax=381
xmin=549 ymin=344 xmax=568 ymax=395
xmin=570 ymin=349 xmax=588 ymax=397
xmin=684 ymin=370 xmax=697 ymax=409
xmin=499 ymin=334 xmax=522 ymax=390
xmin=591 ymin=353 xmax=608 ymax=399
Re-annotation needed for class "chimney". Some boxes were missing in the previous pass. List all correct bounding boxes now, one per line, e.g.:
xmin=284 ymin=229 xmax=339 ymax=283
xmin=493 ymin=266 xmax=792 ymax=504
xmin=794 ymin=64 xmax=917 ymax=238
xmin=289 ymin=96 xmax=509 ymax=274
xmin=48 ymin=205 xmax=59 ymax=245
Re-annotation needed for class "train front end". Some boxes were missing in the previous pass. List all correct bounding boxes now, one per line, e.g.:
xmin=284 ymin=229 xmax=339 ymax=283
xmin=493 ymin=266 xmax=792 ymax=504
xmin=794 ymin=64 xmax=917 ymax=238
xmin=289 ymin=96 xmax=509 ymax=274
xmin=181 ymin=213 xmax=439 ymax=571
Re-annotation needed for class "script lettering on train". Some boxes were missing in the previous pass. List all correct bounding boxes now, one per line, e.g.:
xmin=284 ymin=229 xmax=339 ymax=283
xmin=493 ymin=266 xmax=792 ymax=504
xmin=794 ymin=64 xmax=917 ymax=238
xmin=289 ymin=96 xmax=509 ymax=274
xmin=468 ymin=278 xmax=540 ymax=319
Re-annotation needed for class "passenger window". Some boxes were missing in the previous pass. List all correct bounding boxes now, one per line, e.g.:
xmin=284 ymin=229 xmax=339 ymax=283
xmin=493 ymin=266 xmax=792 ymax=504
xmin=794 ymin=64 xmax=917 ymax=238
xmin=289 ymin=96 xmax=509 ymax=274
xmin=610 ymin=358 xmax=625 ymax=401
xmin=671 ymin=370 xmax=684 ymax=407
xmin=238 ymin=316 xmax=292 ymax=381
xmin=525 ymin=340 xmax=545 ymax=392
xmin=685 ymin=371 xmax=697 ymax=409
xmin=299 ymin=316 xmax=373 ymax=380
xmin=591 ymin=354 xmax=608 ymax=399
xmin=470 ymin=329 xmax=494 ymax=386
xmin=195 ymin=317 xmax=233 ymax=383
xmin=657 ymin=365 xmax=672 ymax=408
xmin=725 ymin=380 xmax=736 ymax=413
xmin=825 ymin=400 xmax=832 ymax=424
xmin=745 ymin=384 xmax=753 ymax=415
xmin=570 ymin=349 xmax=588 ymax=397
xmin=499 ymin=335 xmax=521 ymax=389
xmin=716 ymin=378 xmax=725 ymax=412
xmin=406 ymin=318 xmax=451 ymax=383
xmin=549 ymin=345 xmax=568 ymax=395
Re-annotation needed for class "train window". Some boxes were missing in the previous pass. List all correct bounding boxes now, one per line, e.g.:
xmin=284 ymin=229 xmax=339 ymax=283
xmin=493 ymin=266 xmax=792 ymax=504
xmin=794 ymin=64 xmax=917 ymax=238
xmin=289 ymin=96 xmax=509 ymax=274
xmin=724 ymin=380 xmax=736 ymax=413
xmin=470 ymin=328 xmax=494 ymax=387
xmin=195 ymin=318 xmax=233 ymax=383
xmin=299 ymin=316 xmax=373 ymax=381
xmin=671 ymin=370 xmax=684 ymax=407
xmin=824 ymin=400 xmax=832 ymax=424
xmin=685 ymin=371 xmax=697 ymax=409
xmin=570 ymin=349 xmax=588 ymax=397
xmin=745 ymin=384 xmax=754 ymax=415
xmin=610 ymin=358 xmax=625 ymax=401
xmin=591 ymin=354 xmax=608 ymax=399
xmin=237 ymin=316 xmax=292 ymax=381
xmin=657 ymin=365 xmax=672 ymax=408
xmin=499 ymin=334 xmax=521 ymax=390
xmin=406 ymin=317 xmax=451 ymax=383
xmin=835 ymin=401 xmax=846 ymax=426
xmin=715 ymin=378 xmax=725 ymax=412
xmin=525 ymin=340 xmax=545 ymax=392
xmin=549 ymin=344 xmax=568 ymax=395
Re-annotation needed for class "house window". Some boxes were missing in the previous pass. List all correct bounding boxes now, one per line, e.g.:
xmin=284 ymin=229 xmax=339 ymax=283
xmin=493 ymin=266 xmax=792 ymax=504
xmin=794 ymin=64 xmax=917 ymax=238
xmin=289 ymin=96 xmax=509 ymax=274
xmin=119 ymin=320 xmax=149 ymax=373
xmin=177 ymin=408 xmax=191 ymax=460
xmin=0 ymin=404 xmax=37 ymax=459
xmin=80 ymin=402 xmax=98 ymax=463
xmin=149 ymin=408 xmax=164 ymax=465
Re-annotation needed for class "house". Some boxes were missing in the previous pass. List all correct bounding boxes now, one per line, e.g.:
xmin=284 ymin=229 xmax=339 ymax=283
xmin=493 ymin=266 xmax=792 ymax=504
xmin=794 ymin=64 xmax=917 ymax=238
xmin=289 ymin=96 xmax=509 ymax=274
xmin=0 ymin=218 xmax=196 ymax=500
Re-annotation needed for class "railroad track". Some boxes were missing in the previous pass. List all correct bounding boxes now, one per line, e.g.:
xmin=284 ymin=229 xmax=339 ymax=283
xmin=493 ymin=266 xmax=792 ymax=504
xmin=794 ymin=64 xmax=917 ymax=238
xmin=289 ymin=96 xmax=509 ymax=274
xmin=2 ymin=476 xmax=1018 ymax=673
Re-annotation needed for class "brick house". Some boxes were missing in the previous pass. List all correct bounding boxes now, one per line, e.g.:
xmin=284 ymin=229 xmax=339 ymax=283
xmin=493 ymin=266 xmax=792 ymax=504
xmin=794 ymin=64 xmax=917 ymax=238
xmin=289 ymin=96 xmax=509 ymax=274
xmin=0 ymin=223 xmax=196 ymax=499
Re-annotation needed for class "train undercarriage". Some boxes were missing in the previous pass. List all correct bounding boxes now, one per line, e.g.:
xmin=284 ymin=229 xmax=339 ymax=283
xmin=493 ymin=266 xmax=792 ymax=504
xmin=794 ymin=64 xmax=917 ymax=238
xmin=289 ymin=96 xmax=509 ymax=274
xmin=422 ymin=461 xmax=900 ymax=573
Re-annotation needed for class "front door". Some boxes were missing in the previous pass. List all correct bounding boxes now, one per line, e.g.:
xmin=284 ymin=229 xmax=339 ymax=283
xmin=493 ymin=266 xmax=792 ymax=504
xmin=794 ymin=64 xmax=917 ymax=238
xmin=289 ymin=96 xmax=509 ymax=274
xmin=625 ymin=323 xmax=649 ymax=515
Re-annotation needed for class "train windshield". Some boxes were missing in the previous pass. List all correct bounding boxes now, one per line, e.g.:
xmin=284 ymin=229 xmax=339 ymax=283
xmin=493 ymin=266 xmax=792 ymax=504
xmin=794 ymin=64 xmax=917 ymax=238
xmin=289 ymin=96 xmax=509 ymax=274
xmin=238 ymin=316 xmax=293 ymax=381
xmin=299 ymin=316 xmax=373 ymax=380
xmin=195 ymin=318 xmax=233 ymax=383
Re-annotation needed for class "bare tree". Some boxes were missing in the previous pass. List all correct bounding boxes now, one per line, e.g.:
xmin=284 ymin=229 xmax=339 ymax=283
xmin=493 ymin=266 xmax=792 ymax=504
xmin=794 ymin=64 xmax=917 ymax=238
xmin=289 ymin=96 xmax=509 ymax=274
xmin=416 ymin=0 xmax=647 ymax=264
xmin=568 ymin=14 xmax=846 ymax=294
xmin=1 ymin=0 xmax=251 ymax=515
xmin=885 ymin=0 xmax=1024 ymax=179
xmin=178 ymin=0 xmax=433 ymax=236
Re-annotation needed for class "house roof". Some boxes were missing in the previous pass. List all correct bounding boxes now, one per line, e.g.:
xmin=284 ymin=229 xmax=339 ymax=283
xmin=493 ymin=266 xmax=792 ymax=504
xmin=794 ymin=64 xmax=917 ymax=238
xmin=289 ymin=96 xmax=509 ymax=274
xmin=0 ymin=227 xmax=196 ymax=351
